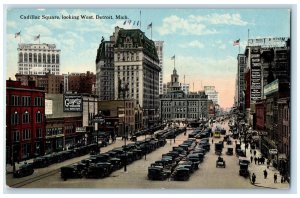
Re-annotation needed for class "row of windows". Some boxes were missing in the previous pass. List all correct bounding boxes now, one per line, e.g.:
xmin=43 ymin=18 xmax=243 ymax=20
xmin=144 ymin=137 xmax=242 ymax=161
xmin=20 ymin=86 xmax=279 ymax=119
xmin=10 ymin=96 xmax=44 ymax=106
xmin=19 ymin=53 xmax=59 ymax=64
xmin=11 ymin=111 xmax=43 ymax=125
xmin=12 ymin=129 xmax=42 ymax=141
xmin=46 ymin=128 xmax=63 ymax=136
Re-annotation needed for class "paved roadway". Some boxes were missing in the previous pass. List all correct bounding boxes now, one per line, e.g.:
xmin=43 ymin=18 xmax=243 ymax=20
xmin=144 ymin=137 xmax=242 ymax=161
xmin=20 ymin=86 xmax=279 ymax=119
xmin=6 ymin=120 xmax=258 ymax=190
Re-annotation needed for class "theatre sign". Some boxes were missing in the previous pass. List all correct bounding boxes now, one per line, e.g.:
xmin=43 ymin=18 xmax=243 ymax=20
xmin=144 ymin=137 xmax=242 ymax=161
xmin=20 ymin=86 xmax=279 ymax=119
xmin=63 ymin=94 xmax=83 ymax=112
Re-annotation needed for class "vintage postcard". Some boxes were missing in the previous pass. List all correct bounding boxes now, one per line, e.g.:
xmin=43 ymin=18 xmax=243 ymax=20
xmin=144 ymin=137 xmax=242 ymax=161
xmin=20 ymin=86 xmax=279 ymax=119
xmin=4 ymin=6 xmax=292 ymax=191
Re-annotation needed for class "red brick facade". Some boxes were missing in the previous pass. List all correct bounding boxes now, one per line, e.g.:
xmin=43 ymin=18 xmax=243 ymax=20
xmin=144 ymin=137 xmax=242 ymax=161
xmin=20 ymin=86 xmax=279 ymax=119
xmin=6 ymin=80 xmax=45 ymax=163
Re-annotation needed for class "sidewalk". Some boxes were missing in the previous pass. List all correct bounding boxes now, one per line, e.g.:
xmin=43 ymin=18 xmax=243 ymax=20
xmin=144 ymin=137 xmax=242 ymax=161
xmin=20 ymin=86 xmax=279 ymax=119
xmin=240 ymin=142 xmax=289 ymax=189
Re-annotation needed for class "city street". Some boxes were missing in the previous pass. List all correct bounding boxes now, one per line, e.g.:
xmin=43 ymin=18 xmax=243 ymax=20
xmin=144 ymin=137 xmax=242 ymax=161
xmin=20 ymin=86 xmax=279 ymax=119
xmin=7 ymin=121 xmax=263 ymax=190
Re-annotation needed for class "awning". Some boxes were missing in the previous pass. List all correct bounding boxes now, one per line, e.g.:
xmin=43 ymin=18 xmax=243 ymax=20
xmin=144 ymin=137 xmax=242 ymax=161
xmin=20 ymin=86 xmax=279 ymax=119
xmin=278 ymin=153 xmax=287 ymax=161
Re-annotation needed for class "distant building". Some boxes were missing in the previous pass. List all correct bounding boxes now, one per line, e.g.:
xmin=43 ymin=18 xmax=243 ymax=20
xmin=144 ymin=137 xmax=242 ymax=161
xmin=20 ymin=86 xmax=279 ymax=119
xmin=154 ymin=41 xmax=164 ymax=95
xmin=204 ymin=86 xmax=219 ymax=105
xmin=68 ymin=71 xmax=96 ymax=94
xmin=160 ymin=68 xmax=208 ymax=121
xmin=17 ymin=43 xmax=60 ymax=75
xmin=181 ymin=83 xmax=190 ymax=95
xmin=6 ymin=80 xmax=45 ymax=163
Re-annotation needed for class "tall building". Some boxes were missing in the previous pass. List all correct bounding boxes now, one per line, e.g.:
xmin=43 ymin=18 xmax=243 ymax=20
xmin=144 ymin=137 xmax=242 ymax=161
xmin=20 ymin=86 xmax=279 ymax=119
xmin=112 ymin=27 xmax=161 ymax=127
xmin=154 ymin=41 xmax=164 ymax=95
xmin=160 ymin=68 xmax=208 ymax=121
xmin=95 ymin=40 xmax=115 ymax=100
xmin=204 ymin=86 xmax=219 ymax=105
xmin=17 ymin=43 xmax=60 ymax=75
xmin=235 ymin=54 xmax=247 ymax=111
xmin=6 ymin=80 xmax=46 ymax=163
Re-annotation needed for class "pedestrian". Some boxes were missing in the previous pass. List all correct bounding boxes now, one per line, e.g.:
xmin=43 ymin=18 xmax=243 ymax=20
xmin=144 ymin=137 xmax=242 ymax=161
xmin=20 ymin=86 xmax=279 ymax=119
xmin=254 ymin=150 xmax=257 ymax=156
xmin=252 ymin=173 xmax=256 ymax=184
xmin=263 ymin=169 xmax=268 ymax=179
xmin=274 ymin=173 xmax=277 ymax=183
xmin=254 ymin=157 xmax=257 ymax=164
xmin=281 ymin=176 xmax=284 ymax=183
xmin=250 ymin=149 xmax=252 ymax=154
xmin=250 ymin=156 xmax=253 ymax=163
xmin=212 ymin=139 xmax=214 ymax=144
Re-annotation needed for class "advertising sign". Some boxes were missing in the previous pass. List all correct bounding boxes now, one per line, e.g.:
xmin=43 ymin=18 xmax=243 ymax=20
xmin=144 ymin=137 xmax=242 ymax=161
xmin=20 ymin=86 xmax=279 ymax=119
xmin=45 ymin=99 xmax=53 ymax=115
xmin=264 ymin=79 xmax=279 ymax=96
xmin=269 ymin=149 xmax=278 ymax=155
xmin=248 ymin=37 xmax=288 ymax=48
xmin=250 ymin=47 xmax=262 ymax=102
xmin=76 ymin=127 xmax=86 ymax=133
xmin=63 ymin=95 xmax=83 ymax=112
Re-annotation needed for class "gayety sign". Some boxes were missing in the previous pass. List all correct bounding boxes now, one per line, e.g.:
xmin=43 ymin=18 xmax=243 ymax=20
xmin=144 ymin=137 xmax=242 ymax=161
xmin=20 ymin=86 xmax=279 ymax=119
xmin=63 ymin=95 xmax=83 ymax=112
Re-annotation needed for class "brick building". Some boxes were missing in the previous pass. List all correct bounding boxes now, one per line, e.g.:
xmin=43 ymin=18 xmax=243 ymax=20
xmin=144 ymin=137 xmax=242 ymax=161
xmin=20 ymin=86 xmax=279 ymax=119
xmin=68 ymin=71 xmax=96 ymax=94
xmin=6 ymin=80 xmax=45 ymax=164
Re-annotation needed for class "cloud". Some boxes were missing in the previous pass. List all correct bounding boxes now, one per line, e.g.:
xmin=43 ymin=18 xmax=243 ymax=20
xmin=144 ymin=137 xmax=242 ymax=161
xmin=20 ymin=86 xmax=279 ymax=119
xmin=24 ymin=24 xmax=52 ymax=37
xmin=189 ymin=13 xmax=248 ymax=26
xmin=179 ymin=40 xmax=204 ymax=48
xmin=7 ymin=21 xmax=17 ymax=28
xmin=157 ymin=15 xmax=218 ymax=36
xmin=158 ymin=13 xmax=248 ymax=36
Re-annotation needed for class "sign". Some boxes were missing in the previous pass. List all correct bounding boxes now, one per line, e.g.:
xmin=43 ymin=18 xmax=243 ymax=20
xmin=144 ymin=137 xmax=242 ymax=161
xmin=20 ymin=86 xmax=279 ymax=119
xmin=45 ymin=99 xmax=53 ymax=115
xmin=250 ymin=47 xmax=262 ymax=102
xmin=76 ymin=127 xmax=86 ymax=133
xmin=258 ymin=131 xmax=268 ymax=136
xmin=264 ymin=79 xmax=279 ymax=96
xmin=269 ymin=149 xmax=278 ymax=155
xmin=248 ymin=37 xmax=288 ymax=48
xmin=93 ymin=115 xmax=105 ymax=123
xmin=63 ymin=95 xmax=83 ymax=112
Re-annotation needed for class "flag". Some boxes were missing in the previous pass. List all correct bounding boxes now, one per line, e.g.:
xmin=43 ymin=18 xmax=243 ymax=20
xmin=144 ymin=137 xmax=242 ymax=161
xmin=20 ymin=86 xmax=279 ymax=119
xmin=123 ymin=20 xmax=126 ymax=25
xmin=233 ymin=39 xmax=240 ymax=46
xmin=34 ymin=34 xmax=40 ymax=41
xmin=133 ymin=21 xmax=135 ymax=26
xmin=137 ymin=21 xmax=139 ymax=26
xmin=147 ymin=22 xmax=152 ymax=29
xmin=171 ymin=55 xmax=175 ymax=60
xmin=15 ymin=31 xmax=21 ymax=38
xmin=128 ymin=20 xmax=131 ymax=25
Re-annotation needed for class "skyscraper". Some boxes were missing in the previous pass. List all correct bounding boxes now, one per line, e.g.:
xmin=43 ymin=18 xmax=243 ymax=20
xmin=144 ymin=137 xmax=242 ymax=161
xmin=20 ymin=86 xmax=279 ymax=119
xmin=17 ymin=43 xmax=60 ymax=75
xmin=154 ymin=41 xmax=164 ymax=95
xmin=204 ymin=86 xmax=219 ymax=105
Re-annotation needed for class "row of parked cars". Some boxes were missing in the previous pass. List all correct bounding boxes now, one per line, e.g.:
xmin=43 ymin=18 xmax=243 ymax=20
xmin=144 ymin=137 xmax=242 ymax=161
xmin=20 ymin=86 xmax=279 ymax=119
xmin=148 ymin=137 xmax=211 ymax=181
xmin=155 ymin=127 xmax=187 ymax=140
xmin=134 ymin=124 xmax=166 ymax=137
xmin=12 ymin=144 xmax=99 ymax=178
xmin=60 ymin=137 xmax=167 ymax=180
xmin=188 ymin=127 xmax=212 ymax=139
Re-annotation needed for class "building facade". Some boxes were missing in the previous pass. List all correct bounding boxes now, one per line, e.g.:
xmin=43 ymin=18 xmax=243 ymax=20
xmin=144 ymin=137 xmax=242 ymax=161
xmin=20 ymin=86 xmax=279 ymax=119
xmin=6 ymin=80 xmax=45 ymax=163
xmin=17 ymin=43 xmax=60 ymax=75
xmin=113 ymin=27 xmax=161 ymax=128
xmin=154 ymin=41 xmax=164 ymax=95
xmin=204 ymin=86 xmax=219 ymax=105
xmin=67 ymin=71 xmax=96 ymax=94
xmin=181 ymin=83 xmax=190 ymax=95
xmin=15 ymin=72 xmax=64 ymax=94
xmin=236 ymin=54 xmax=247 ymax=111
xmin=160 ymin=68 xmax=208 ymax=122
xmin=95 ymin=41 xmax=115 ymax=100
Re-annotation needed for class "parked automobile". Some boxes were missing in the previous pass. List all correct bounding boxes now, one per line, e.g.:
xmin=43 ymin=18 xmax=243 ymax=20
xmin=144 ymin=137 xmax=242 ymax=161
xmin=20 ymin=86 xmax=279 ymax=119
xmin=215 ymin=142 xmax=223 ymax=155
xmin=13 ymin=163 xmax=34 ymax=178
xmin=226 ymin=147 xmax=234 ymax=155
xmin=148 ymin=166 xmax=169 ymax=180
xmin=238 ymin=157 xmax=250 ymax=165
xmin=60 ymin=165 xmax=83 ymax=181
xmin=172 ymin=167 xmax=190 ymax=181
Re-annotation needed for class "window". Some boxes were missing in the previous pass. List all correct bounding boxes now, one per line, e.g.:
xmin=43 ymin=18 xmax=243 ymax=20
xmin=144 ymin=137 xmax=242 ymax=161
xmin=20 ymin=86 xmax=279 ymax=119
xmin=43 ymin=54 xmax=46 ymax=63
xmin=36 ymin=111 xmax=42 ymax=123
xmin=19 ymin=53 xmax=23 ymax=62
xmin=34 ymin=53 xmax=37 ymax=63
xmin=11 ymin=95 xmax=21 ymax=106
xmin=38 ymin=53 xmax=41 ymax=63
xmin=52 ymin=54 xmax=55 ymax=63
xmin=36 ymin=128 xmax=42 ymax=138
xmin=13 ymin=130 xmax=20 ymax=142
xmin=21 ymin=143 xmax=31 ymax=159
xmin=29 ymin=53 xmax=32 ymax=62
xmin=22 ymin=111 xmax=30 ymax=124
xmin=22 ymin=96 xmax=31 ymax=106
xmin=47 ymin=54 xmax=51 ymax=63
xmin=22 ymin=129 xmax=31 ymax=140
xmin=11 ymin=112 xmax=19 ymax=125
xmin=56 ymin=54 xmax=59 ymax=63
xmin=34 ymin=97 xmax=43 ymax=106
xmin=24 ymin=53 xmax=28 ymax=62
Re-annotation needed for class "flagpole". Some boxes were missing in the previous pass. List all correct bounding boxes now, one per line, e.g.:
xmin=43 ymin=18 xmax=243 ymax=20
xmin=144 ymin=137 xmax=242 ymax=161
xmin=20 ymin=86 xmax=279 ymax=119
xmin=174 ymin=56 xmax=175 ymax=69
xmin=19 ymin=34 xmax=21 ymax=44
xmin=151 ymin=25 xmax=152 ymax=40
xmin=248 ymin=29 xmax=250 ymax=46
xmin=139 ymin=10 xmax=141 ymax=30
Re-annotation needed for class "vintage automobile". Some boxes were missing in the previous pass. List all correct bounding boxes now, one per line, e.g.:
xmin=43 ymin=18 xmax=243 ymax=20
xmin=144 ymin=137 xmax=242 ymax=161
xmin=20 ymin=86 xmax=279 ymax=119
xmin=239 ymin=163 xmax=249 ymax=177
xmin=60 ymin=165 xmax=83 ymax=181
xmin=226 ymin=147 xmax=234 ymax=155
xmin=187 ymin=154 xmax=201 ymax=169
xmin=213 ymin=131 xmax=221 ymax=138
xmin=13 ymin=163 xmax=34 ymax=178
xmin=32 ymin=156 xmax=48 ymax=168
xmin=148 ymin=166 xmax=169 ymax=180
xmin=236 ymin=149 xmax=246 ymax=157
xmin=85 ymin=162 xmax=112 ymax=178
xmin=238 ymin=157 xmax=250 ymax=165
xmin=216 ymin=156 xmax=226 ymax=168
xmin=220 ymin=129 xmax=226 ymax=135
xmin=172 ymin=167 xmax=190 ymax=181
xmin=214 ymin=142 xmax=223 ymax=155
xmin=177 ymin=161 xmax=194 ymax=173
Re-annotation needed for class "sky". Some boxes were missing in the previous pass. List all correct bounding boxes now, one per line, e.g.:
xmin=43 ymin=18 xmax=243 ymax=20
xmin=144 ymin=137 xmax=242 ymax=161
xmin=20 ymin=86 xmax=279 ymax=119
xmin=5 ymin=8 xmax=291 ymax=109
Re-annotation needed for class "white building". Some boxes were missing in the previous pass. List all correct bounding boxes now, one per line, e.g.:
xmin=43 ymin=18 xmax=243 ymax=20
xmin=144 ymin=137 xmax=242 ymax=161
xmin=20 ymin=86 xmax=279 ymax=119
xmin=17 ymin=43 xmax=60 ymax=75
xmin=154 ymin=41 xmax=164 ymax=95
xmin=204 ymin=86 xmax=219 ymax=105
xmin=181 ymin=83 xmax=190 ymax=95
